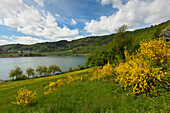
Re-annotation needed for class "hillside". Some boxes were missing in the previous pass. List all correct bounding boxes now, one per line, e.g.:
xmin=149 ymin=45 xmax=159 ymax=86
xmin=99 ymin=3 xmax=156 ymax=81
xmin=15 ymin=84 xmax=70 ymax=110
xmin=85 ymin=20 xmax=170 ymax=66
xmin=0 ymin=68 xmax=169 ymax=112
xmin=0 ymin=29 xmax=169 ymax=112
xmin=0 ymin=20 xmax=170 ymax=56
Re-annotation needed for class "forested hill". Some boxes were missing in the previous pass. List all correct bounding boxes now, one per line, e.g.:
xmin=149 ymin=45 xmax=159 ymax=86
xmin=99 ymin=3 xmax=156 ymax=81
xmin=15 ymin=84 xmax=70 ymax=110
xmin=0 ymin=20 xmax=170 ymax=55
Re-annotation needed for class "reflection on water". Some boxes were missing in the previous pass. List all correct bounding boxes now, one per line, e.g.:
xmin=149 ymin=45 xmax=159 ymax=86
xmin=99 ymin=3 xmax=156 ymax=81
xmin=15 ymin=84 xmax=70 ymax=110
xmin=0 ymin=56 xmax=87 ymax=80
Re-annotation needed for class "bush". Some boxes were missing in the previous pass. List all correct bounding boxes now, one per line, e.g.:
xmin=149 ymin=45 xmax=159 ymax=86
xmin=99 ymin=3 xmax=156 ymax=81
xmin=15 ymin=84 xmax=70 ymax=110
xmin=68 ymin=67 xmax=73 ymax=72
xmin=73 ymin=67 xmax=78 ymax=71
xmin=11 ymin=87 xmax=36 ymax=107
xmin=115 ymin=38 xmax=169 ymax=95
xmin=16 ymin=74 xmax=28 ymax=80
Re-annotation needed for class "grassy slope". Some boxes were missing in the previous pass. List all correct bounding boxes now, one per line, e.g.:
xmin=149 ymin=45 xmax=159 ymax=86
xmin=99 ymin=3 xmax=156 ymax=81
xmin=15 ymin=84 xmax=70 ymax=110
xmin=0 ymin=68 xmax=169 ymax=113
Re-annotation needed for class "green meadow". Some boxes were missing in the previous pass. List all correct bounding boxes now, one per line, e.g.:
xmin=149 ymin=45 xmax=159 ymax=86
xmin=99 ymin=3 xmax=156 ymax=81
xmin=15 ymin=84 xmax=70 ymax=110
xmin=0 ymin=68 xmax=169 ymax=113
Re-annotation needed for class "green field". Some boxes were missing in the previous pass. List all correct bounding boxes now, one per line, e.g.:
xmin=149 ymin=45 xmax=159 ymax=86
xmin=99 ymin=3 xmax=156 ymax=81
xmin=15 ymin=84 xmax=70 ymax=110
xmin=0 ymin=68 xmax=169 ymax=113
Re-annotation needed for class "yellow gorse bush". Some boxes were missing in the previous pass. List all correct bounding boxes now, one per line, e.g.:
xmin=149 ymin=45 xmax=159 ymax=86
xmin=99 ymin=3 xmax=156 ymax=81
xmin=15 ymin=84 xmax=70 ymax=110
xmin=11 ymin=87 xmax=36 ymax=107
xmin=44 ymin=79 xmax=65 ymax=95
xmin=115 ymin=58 xmax=165 ymax=95
xmin=139 ymin=38 xmax=170 ymax=66
xmin=115 ymin=38 xmax=170 ymax=95
xmin=89 ymin=62 xmax=115 ymax=81
xmin=44 ymin=74 xmax=90 ymax=94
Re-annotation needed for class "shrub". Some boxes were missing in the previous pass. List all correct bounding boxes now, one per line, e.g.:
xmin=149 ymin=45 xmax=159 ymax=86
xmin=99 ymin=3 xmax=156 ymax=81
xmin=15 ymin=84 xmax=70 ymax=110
xmin=44 ymin=79 xmax=65 ymax=95
xmin=11 ymin=87 xmax=36 ymax=107
xmin=115 ymin=38 xmax=169 ymax=95
xmin=89 ymin=62 xmax=114 ymax=81
xmin=68 ymin=67 xmax=73 ymax=72
xmin=16 ymin=74 xmax=28 ymax=80
xmin=139 ymin=38 xmax=170 ymax=67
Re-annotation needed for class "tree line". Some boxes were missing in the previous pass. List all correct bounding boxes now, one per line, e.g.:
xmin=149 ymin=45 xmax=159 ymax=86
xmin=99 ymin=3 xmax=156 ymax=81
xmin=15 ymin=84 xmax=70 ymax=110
xmin=9 ymin=64 xmax=61 ymax=80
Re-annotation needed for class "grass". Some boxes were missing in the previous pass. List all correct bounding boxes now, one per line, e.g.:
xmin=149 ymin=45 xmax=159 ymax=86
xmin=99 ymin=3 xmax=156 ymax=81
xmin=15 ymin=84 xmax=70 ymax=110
xmin=0 ymin=68 xmax=169 ymax=113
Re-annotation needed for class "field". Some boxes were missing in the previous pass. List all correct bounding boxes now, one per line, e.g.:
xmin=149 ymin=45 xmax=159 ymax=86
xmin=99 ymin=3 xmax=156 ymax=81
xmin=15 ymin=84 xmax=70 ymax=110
xmin=0 ymin=68 xmax=169 ymax=113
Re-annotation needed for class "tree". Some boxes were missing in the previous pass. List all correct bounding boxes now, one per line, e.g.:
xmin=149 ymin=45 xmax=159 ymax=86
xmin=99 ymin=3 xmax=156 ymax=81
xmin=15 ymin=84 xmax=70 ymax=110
xmin=48 ymin=64 xmax=61 ymax=75
xmin=26 ymin=67 xmax=35 ymax=78
xmin=68 ymin=67 xmax=73 ymax=72
xmin=36 ymin=65 xmax=47 ymax=76
xmin=9 ymin=66 xmax=23 ymax=80
xmin=117 ymin=24 xmax=127 ymax=33
xmin=117 ymin=24 xmax=127 ymax=39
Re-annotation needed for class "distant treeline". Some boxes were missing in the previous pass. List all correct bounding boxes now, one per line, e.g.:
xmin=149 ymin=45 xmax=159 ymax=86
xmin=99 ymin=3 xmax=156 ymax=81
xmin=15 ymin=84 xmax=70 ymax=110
xmin=18 ymin=53 xmax=45 ymax=57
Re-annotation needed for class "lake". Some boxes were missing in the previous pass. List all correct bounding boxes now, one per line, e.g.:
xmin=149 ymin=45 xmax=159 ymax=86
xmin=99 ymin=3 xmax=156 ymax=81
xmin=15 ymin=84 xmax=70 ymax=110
xmin=0 ymin=56 xmax=87 ymax=80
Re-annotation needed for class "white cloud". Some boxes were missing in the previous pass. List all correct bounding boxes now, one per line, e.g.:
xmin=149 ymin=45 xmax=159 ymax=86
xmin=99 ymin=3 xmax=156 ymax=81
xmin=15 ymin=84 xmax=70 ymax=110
xmin=100 ymin=0 xmax=124 ymax=8
xmin=34 ymin=0 xmax=44 ymax=7
xmin=0 ymin=35 xmax=48 ymax=45
xmin=0 ymin=39 xmax=9 ymax=45
xmin=71 ymin=19 xmax=77 ymax=25
xmin=1 ymin=35 xmax=13 ymax=39
xmin=1 ymin=35 xmax=9 ymax=39
xmin=55 ymin=13 xmax=60 ymax=17
xmin=13 ymin=36 xmax=47 ymax=44
xmin=0 ymin=0 xmax=79 ymax=41
xmin=85 ymin=0 xmax=170 ymax=35
xmin=74 ymin=35 xmax=84 ymax=40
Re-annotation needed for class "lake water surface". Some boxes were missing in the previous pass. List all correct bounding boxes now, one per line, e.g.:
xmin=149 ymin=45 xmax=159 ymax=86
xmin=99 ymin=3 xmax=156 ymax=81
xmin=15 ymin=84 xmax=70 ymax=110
xmin=0 ymin=56 xmax=87 ymax=80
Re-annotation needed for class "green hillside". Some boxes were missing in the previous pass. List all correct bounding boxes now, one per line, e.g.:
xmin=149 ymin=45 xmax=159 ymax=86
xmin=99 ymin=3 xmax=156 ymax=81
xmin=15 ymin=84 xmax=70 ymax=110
xmin=0 ymin=20 xmax=169 ymax=57
xmin=85 ymin=20 xmax=170 ymax=66
xmin=0 ymin=20 xmax=169 ymax=112
xmin=0 ymin=68 xmax=169 ymax=113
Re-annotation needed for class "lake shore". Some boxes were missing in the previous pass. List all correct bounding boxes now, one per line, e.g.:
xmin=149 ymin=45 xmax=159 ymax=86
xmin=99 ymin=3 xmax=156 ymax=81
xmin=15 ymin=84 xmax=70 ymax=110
xmin=0 ymin=56 xmax=87 ymax=80
xmin=0 ymin=53 xmax=87 ymax=58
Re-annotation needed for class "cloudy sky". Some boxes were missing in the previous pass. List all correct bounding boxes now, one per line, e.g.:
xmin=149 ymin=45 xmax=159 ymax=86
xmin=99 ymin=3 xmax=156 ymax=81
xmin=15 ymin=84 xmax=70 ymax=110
xmin=0 ymin=0 xmax=169 ymax=45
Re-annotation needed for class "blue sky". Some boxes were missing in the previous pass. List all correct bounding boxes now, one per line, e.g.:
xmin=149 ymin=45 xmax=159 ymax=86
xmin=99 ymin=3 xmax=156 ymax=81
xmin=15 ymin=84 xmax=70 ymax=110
xmin=0 ymin=0 xmax=170 ymax=45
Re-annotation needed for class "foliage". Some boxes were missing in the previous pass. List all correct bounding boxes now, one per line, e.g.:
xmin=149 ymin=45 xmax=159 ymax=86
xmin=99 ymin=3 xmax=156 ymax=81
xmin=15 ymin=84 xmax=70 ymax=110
xmin=89 ymin=62 xmax=115 ymax=81
xmin=68 ymin=67 xmax=73 ymax=72
xmin=139 ymin=38 xmax=170 ymax=67
xmin=44 ymin=79 xmax=65 ymax=95
xmin=115 ymin=38 xmax=170 ymax=95
xmin=85 ymin=20 xmax=170 ymax=66
xmin=73 ymin=67 xmax=78 ymax=71
xmin=78 ymin=64 xmax=84 ymax=69
xmin=11 ymin=87 xmax=36 ymax=107
xmin=9 ymin=66 xmax=23 ymax=80
xmin=48 ymin=64 xmax=61 ymax=75
xmin=0 ymin=20 xmax=169 ymax=58
xmin=16 ymin=74 xmax=28 ymax=80
xmin=117 ymin=24 xmax=127 ymax=33
xmin=36 ymin=65 xmax=47 ymax=76
xmin=0 ymin=68 xmax=169 ymax=112
xmin=44 ymin=74 xmax=89 ymax=95
xmin=26 ymin=67 xmax=35 ymax=78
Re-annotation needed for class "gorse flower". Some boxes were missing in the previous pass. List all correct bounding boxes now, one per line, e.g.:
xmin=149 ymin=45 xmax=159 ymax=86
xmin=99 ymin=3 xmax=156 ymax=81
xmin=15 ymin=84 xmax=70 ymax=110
xmin=11 ymin=87 xmax=36 ymax=107
xmin=115 ymin=58 xmax=165 ymax=95
xmin=89 ymin=62 xmax=115 ymax=81
xmin=115 ymin=38 xmax=169 ymax=95
xmin=139 ymin=38 xmax=170 ymax=67
xmin=44 ymin=74 xmax=90 ymax=94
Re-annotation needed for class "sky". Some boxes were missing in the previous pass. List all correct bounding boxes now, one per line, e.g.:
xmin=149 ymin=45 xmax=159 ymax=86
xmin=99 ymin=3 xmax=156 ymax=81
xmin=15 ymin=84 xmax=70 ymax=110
xmin=0 ymin=0 xmax=170 ymax=45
